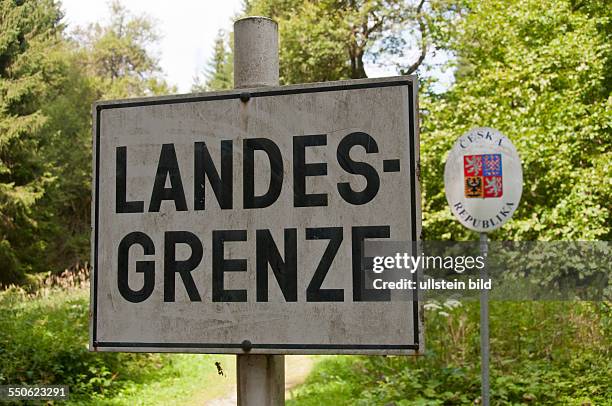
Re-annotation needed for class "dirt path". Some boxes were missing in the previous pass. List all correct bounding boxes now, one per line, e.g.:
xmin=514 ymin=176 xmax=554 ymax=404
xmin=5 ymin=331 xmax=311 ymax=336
xmin=203 ymin=355 xmax=315 ymax=406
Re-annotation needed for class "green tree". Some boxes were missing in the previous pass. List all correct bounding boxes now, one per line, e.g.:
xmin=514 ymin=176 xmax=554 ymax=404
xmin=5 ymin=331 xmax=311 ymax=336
xmin=192 ymin=30 xmax=233 ymax=91
xmin=421 ymin=0 xmax=611 ymax=240
xmin=0 ymin=0 xmax=65 ymax=284
xmin=73 ymin=0 xmax=174 ymax=99
xmin=34 ymin=48 xmax=96 ymax=270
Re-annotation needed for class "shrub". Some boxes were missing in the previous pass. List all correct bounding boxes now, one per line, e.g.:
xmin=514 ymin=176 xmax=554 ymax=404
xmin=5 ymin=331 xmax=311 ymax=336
xmin=0 ymin=282 xmax=161 ymax=398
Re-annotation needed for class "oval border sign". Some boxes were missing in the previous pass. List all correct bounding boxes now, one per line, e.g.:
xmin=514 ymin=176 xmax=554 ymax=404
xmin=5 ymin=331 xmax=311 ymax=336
xmin=444 ymin=127 xmax=523 ymax=233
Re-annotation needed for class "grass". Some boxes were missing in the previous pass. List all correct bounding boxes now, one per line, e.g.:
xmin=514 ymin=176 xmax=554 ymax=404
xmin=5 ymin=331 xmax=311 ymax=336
xmin=0 ymin=281 xmax=237 ymax=405
xmin=287 ymin=356 xmax=364 ymax=405
xmin=71 ymin=354 xmax=236 ymax=405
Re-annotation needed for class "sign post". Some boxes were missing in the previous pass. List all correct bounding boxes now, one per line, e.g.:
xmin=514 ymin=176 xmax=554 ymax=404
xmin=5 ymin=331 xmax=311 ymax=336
xmin=233 ymin=16 xmax=284 ymax=406
xmin=479 ymin=231 xmax=489 ymax=406
xmin=444 ymin=127 xmax=523 ymax=406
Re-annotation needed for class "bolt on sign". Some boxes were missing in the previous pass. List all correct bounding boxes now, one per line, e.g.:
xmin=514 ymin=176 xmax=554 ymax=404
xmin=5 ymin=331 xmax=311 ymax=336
xmin=444 ymin=127 xmax=523 ymax=232
xmin=90 ymin=77 xmax=422 ymax=355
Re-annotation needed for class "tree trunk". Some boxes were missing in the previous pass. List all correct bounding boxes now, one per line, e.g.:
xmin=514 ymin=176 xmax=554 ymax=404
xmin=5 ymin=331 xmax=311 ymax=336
xmin=350 ymin=47 xmax=367 ymax=79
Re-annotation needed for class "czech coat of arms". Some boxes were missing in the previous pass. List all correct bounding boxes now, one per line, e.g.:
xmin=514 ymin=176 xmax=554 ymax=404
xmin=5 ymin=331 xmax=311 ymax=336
xmin=464 ymin=154 xmax=503 ymax=198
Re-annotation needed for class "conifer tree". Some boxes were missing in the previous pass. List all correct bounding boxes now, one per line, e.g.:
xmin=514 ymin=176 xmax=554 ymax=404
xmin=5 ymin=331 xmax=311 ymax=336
xmin=0 ymin=0 xmax=63 ymax=284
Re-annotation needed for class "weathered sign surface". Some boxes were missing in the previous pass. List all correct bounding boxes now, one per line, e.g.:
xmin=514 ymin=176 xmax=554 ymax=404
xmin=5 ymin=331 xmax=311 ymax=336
xmin=91 ymin=76 xmax=422 ymax=354
xmin=444 ymin=127 xmax=523 ymax=232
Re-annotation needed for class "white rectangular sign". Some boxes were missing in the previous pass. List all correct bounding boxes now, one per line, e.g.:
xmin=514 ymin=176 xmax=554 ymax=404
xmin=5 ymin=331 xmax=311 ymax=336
xmin=91 ymin=76 xmax=422 ymax=354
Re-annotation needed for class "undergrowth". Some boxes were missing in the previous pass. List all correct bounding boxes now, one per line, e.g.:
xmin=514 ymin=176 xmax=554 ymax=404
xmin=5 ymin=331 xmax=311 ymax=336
xmin=289 ymin=301 xmax=611 ymax=405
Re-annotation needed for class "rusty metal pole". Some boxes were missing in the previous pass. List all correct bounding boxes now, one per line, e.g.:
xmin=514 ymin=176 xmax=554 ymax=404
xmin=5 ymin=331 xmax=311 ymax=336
xmin=233 ymin=16 xmax=285 ymax=406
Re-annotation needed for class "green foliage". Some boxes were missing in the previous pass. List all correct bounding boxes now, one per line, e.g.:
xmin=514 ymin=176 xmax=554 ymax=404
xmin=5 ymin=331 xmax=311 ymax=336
xmin=72 ymin=0 xmax=175 ymax=99
xmin=289 ymin=301 xmax=612 ymax=405
xmin=192 ymin=30 xmax=233 ymax=91
xmin=0 ymin=286 xmax=157 ymax=396
xmin=421 ymin=0 xmax=612 ymax=241
xmin=36 ymin=50 xmax=97 ymax=268
xmin=0 ymin=0 xmax=64 ymax=284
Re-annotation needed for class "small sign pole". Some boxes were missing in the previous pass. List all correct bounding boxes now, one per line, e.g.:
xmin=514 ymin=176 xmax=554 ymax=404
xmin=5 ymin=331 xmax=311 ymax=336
xmin=233 ymin=16 xmax=285 ymax=406
xmin=479 ymin=232 xmax=490 ymax=406
xmin=444 ymin=127 xmax=524 ymax=406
